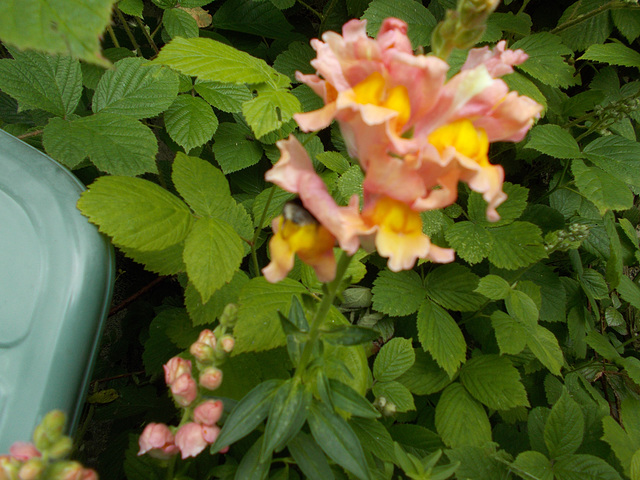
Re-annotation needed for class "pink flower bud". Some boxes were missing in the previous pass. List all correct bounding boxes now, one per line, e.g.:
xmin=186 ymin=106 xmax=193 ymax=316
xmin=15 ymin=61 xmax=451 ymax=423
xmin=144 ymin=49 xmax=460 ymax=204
xmin=9 ymin=443 xmax=40 ymax=461
xmin=197 ymin=329 xmax=217 ymax=349
xmin=48 ymin=461 xmax=84 ymax=480
xmin=189 ymin=342 xmax=214 ymax=363
xmin=170 ymin=374 xmax=198 ymax=407
xmin=174 ymin=423 xmax=208 ymax=459
xmin=80 ymin=468 xmax=99 ymax=480
xmin=199 ymin=367 xmax=223 ymax=391
xmin=193 ymin=400 xmax=224 ymax=426
xmin=138 ymin=423 xmax=179 ymax=459
xmin=219 ymin=336 xmax=235 ymax=353
xmin=202 ymin=425 xmax=220 ymax=444
xmin=163 ymin=357 xmax=192 ymax=386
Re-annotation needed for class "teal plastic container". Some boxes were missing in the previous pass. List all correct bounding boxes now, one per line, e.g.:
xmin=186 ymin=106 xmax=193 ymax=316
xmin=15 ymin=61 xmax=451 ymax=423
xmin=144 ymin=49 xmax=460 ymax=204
xmin=0 ymin=130 xmax=115 ymax=452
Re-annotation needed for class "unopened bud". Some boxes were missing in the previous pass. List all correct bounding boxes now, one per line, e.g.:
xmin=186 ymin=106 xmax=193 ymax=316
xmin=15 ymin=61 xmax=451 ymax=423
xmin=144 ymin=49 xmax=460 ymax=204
xmin=47 ymin=461 xmax=83 ymax=480
xmin=219 ymin=336 xmax=235 ymax=353
xmin=190 ymin=342 xmax=214 ymax=363
xmin=0 ymin=456 xmax=20 ymax=480
xmin=41 ymin=411 xmax=66 ymax=441
xmin=219 ymin=304 xmax=238 ymax=328
xmin=46 ymin=436 xmax=73 ymax=460
xmin=199 ymin=367 xmax=223 ymax=391
xmin=18 ymin=458 xmax=45 ymax=480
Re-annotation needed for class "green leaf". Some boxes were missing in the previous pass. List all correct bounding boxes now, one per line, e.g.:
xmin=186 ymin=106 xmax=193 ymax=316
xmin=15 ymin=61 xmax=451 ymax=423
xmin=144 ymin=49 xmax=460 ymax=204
xmin=396 ymin=350 xmax=451 ymax=396
xmin=118 ymin=0 xmax=144 ymax=17
xmin=171 ymin=152 xmax=233 ymax=217
xmin=242 ymin=88 xmax=301 ymax=138
xmin=362 ymin=0 xmax=436 ymax=48
xmin=544 ymin=389 xmax=585 ymax=458
xmin=513 ymin=451 xmax=553 ymax=480
xmin=372 ymin=381 xmax=415 ymax=413
xmin=503 ymin=72 xmax=548 ymax=112
xmin=273 ymin=41 xmax=316 ymax=82
xmin=612 ymin=8 xmax=640 ymax=43
xmin=329 ymin=380 xmax=380 ymax=419
xmin=163 ymin=8 xmax=199 ymax=39
xmin=195 ymin=80 xmax=252 ymax=113
xmin=78 ymin=176 xmax=192 ymax=250
xmin=476 ymin=275 xmax=511 ymax=300
xmin=583 ymin=135 xmax=640 ymax=190
xmin=211 ymin=0 xmax=296 ymax=40
xmin=487 ymin=222 xmax=546 ymax=270
xmin=521 ymin=264 xmax=567 ymax=323
xmin=579 ymin=269 xmax=609 ymax=301
xmin=604 ymin=212 xmax=623 ymax=288
xmin=92 ymin=57 xmax=179 ymax=119
xmin=235 ymin=436 xmax=271 ymax=480
xmin=460 ymin=355 xmax=529 ymax=411
xmin=424 ymin=264 xmax=485 ymax=311
xmin=316 ymin=152 xmax=351 ymax=175
xmin=212 ymin=379 xmax=282 ymax=451
xmin=556 ymin=0 xmax=612 ymax=51
xmin=417 ymin=300 xmax=466 ymax=379
xmin=617 ymin=276 xmax=640 ymax=309
xmin=505 ymin=289 xmax=539 ymax=327
xmin=322 ymin=325 xmax=379 ymax=346
xmin=234 ymin=277 xmax=307 ymax=354
xmin=585 ymin=331 xmax=621 ymax=362
xmin=183 ymin=217 xmax=243 ymax=303
xmin=372 ymin=270 xmax=424 ymax=316
xmin=444 ymin=221 xmax=492 ymax=264
xmin=118 ymin=242 xmax=186 ymax=276
xmin=525 ymin=124 xmax=582 ymax=159
xmin=435 ymin=383 xmax=492 ymax=448
xmin=336 ymin=165 xmax=365 ymax=204
xmin=262 ymin=378 xmax=310 ymax=459
xmin=512 ymin=33 xmax=574 ymax=88
xmin=527 ymin=325 xmax=564 ymax=376
xmin=288 ymin=432 xmax=335 ymax=480
xmin=552 ymin=453 xmax=622 ymax=480
xmin=580 ymin=43 xmax=640 ymax=70
xmin=373 ymin=337 xmax=415 ymax=382
xmin=350 ymin=418 xmax=396 ymax=464
xmin=185 ymin=271 xmax=248 ymax=326
xmin=0 ymin=0 xmax=116 ymax=67
xmin=0 ymin=51 xmax=82 ymax=117
xmin=308 ymin=401 xmax=370 ymax=480
xmin=43 ymin=113 xmax=158 ymax=175
xmin=491 ymin=311 xmax=527 ymax=355
xmin=212 ymin=122 xmax=264 ymax=174
xmin=153 ymin=36 xmax=286 ymax=87
xmin=572 ymin=159 xmax=633 ymax=214
xmin=602 ymin=404 xmax=640 ymax=477
xmin=164 ymin=95 xmax=218 ymax=151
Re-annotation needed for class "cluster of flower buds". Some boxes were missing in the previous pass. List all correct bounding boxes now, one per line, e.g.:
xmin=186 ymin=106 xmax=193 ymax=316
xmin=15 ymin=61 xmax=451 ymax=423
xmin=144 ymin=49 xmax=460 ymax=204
xmin=545 ymin=223 xmax=590 ymax=252
xmin=138 ymin=399 xmax=225 ymax=460
xmin=138 ymin=307 xmax=238 ymax=461
xmin=0 ymin=411 xmax=98 ymax=480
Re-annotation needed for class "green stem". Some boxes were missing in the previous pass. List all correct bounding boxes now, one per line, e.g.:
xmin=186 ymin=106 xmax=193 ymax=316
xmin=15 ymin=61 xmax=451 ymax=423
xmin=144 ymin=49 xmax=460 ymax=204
xmin=295 ymin=252 xmax=353 ymax=376
xmin=106 ymin=24 xmax=120 ymax=48
xmin=116 ymin=7 xmax=143 ymax=56
xmin=165 ymin=455 xmax=177 ymax=480
xmin=297 ymin=0 xmax=323 ymax=20
xmin=550 ymin=1 xmax=623 ymax=34
xmin=135 ymin=16 xmax=159 ymax=54
xmin=251 ymin=187 xmax=276 ymax=276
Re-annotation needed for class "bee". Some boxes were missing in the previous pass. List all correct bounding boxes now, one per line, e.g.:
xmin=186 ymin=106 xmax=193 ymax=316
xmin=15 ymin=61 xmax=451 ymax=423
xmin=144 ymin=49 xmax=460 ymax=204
xmin=282 ymin=198 xmax=317 ymax=226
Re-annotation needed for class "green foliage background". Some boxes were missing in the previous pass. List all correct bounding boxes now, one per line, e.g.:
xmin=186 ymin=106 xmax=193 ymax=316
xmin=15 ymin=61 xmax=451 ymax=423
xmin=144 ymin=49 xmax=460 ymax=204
xmin=2 ymin=0 xmax=640 ymax=478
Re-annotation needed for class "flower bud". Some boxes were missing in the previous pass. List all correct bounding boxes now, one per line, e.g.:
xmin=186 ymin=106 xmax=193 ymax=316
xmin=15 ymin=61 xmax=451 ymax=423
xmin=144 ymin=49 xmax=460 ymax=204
xmin=47 ymin=461 xmax=84 ymax=480
xmin=80 ymin=469 xmax=98 ymax=480
xmin=193 ymin=400 xmax=224 ymax=426
xmin=138 ymin=423 xmax=179 ymax=460
xmin=202 ymin=424 xmax=220 ymax=444
xmin=0 ymin=456 xmax=19 ymax=480
xmin=9 ymin=443 xmax=40 ymax=462
xmin=17 ymin=458 xmax=45 ymax=480
xmin=46 ymin=437 xmax=73 ymax=460
xmin=40 ymin=411 xmax=66 ymax=441
xmin=219 ymin=303 xmax=238 ymax=328
xmin=189 ymin=342 xmax=214 ymax=363
xmin=196 ymin=329 xmax=217 ymax=349
xmin=199 ymin=367 xmax=223 ymax=391
xmin=163 ymin=357 xmax=193 ymax=386
xmin=170 ymin=374 xmax=198 ymax=407
xmin=219 ymin=336 xmax=235 ymax=354
xmin=174 ymin=423 xmax=208 ymax=459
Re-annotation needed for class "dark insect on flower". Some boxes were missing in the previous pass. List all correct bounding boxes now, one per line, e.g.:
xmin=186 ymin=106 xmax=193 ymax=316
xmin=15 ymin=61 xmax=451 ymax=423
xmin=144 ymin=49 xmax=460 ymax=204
xmin=282 ymin=198 xmax=317 ymax=226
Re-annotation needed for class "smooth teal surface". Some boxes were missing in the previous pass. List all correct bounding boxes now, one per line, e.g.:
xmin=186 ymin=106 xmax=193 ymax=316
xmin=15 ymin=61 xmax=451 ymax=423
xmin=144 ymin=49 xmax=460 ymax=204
xmin=0 ymin=130 xmax=115 ymax=452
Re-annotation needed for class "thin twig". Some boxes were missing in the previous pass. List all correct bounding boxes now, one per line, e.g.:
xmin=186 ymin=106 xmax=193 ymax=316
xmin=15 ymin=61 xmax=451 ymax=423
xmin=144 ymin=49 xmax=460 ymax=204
xmin=115 ymin=7 xmax=143 ymax=56
xmin=106 ymin=24 xmax=120 ymax=48
xmin=135 ymin=16 xmax=159 ymax=54
xmin=108 ymin=275 xmax=168 ymax=317
xmin=17 ymin=129 xmax=43 ymax=140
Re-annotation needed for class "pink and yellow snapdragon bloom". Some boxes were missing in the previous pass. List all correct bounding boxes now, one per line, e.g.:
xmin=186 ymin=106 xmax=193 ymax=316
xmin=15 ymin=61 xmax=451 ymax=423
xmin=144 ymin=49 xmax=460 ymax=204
xmin=262 ymin=17 xmax=542 ymax=282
